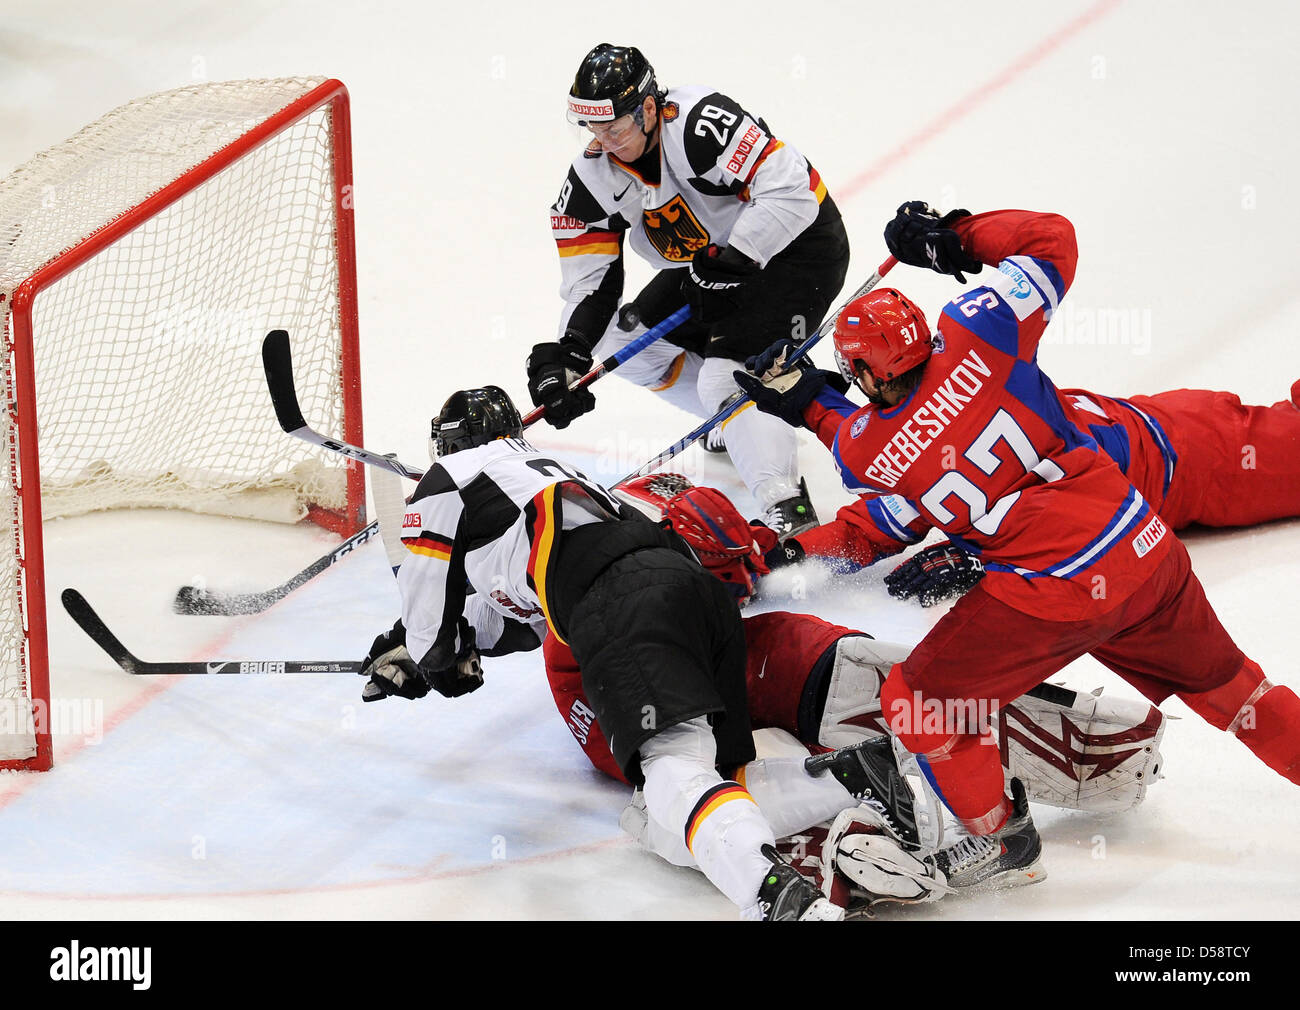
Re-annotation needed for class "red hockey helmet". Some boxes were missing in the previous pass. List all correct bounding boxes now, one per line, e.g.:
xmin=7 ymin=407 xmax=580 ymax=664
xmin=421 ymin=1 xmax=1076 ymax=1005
xmin=832 ymin=288 xmax=933 ymax=387
xmin=663 ymin=486 xmax=776 ymax=605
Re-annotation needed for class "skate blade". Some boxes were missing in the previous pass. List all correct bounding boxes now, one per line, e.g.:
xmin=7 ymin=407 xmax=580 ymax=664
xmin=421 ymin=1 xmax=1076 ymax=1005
xmin=964 ymin=859 xmax=1048 ymax=894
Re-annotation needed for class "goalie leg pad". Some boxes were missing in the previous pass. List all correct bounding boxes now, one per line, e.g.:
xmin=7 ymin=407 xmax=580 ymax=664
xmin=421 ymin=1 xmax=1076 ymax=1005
xmin=817 ymin=635 xmax=911 ymax=749
xmin=1002 ymin=683 xmax=1166 ymax=811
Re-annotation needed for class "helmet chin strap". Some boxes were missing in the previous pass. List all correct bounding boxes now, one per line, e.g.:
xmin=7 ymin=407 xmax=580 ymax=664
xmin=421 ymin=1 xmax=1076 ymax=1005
xmin=852 ymin=362 xmax=888 ymax=407
xmin=633 ymin=99 xmax=661 ymax=151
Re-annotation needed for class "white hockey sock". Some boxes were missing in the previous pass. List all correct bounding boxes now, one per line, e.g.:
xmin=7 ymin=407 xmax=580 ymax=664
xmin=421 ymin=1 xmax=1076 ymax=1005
xmin=738 ymin=756 xmax=858 ymax=837
xmin=697 ymin=357 xmax=799 ymax=509
xmin=641 ymin=719 xmax=775 ymax=910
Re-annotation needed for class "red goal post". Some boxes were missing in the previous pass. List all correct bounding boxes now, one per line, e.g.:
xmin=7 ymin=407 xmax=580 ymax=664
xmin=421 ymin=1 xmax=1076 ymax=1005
xmin=1 ymin=78 xmax=365 ymax=771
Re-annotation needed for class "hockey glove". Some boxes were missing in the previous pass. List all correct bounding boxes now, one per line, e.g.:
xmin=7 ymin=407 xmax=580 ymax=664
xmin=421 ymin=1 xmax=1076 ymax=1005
xmin=884 ymin=543 xmax=985 ymax=607
xmin=764 ymin=535 xmax=805 ymax=571
xmin=526 ymin=337 xmax=596 ymax=429
xmin=687 ymin=244 xmax=758 ymax=324
xmin=733 ymin=340 xmax=829 ymax=428
xmin=883 ymin=201 xmax=983 ymax=284
xmin=360 ymin=620 xmax=430 ymax=702
xmin=421 ymin=619 xmax=484 ymax=699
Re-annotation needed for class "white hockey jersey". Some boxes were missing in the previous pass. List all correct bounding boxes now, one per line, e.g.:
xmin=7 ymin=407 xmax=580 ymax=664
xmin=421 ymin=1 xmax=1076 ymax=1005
xmin=396 ymin=437 xmax=622 ymax=668
xmin=551 ymin=85 xmax=832 ymax=342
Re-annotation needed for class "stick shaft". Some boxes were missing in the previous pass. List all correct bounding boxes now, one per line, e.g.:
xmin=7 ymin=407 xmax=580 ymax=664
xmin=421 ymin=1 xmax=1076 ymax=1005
xmin=519 ymin=305 xmax=690 ymax=427
xmin=621 ymin=256 xmax=897 ymax=483
xmin=174 ymin=519 xmax=382 ymax=615
xmin=64 ymin=589 xmax=362 ymax=675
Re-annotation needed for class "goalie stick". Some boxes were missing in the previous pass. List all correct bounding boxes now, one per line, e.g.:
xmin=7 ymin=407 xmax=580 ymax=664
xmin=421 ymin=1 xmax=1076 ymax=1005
xmin=620 ymin=256 xmax=897 ymax=483
xmin=63 ymin=589 xmax=362 ymax=675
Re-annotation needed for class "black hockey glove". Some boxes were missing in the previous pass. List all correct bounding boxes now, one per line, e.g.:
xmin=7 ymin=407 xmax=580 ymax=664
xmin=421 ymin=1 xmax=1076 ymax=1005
xmin=359 ymin=620 xmax=429 ymax=702
xmin=733 ymin=339 xmax=830 ymax=428
xmin=883 ymin=544 xmax=985 ymax=607
xmin=687 ymin=244 xmax=759 ymax=324
xmin=421 ymin=620 xmax=484 ymax=699
xmin=764 ymin=536 xmax=805 ymax=570
xmin=526 ymin=336 xmax=596 ymax=430
xmin=883 ymin=201 xmax=983 ymax=284
xmin=360 ymin=618 xmax=483 ymax=702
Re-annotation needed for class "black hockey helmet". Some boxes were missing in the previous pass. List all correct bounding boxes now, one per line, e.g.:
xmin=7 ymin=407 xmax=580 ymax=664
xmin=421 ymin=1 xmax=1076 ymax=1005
xmin=566 ymin=44 xmax=658 ymax=126
xmin=431 ymin=386 xmax=523 ymax=457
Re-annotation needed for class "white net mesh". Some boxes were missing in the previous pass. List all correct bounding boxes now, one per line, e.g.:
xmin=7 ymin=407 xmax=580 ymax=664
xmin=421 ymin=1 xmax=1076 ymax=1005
xmin=1 ymin=78 xmax=356 ymax=763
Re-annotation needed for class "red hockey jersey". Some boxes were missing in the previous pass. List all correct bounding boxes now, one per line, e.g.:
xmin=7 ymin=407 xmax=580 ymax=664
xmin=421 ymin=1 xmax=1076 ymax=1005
xmin=802 ymin=210 xmax=1171 ymax=620
xmin=544 ymin=610 xmax=853 ymax=784
xmin=802 ymin=386 xmax=1178 ymax=573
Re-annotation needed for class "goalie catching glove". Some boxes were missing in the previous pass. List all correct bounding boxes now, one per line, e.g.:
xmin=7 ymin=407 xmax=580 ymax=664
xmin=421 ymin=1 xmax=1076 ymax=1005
xmin=360 ymin=619 xmax=483 ymax=702
xmin=821 ymin=805 xmax=952 ymax=910
xmin=884 ymin=543 xmax=985 ymax=607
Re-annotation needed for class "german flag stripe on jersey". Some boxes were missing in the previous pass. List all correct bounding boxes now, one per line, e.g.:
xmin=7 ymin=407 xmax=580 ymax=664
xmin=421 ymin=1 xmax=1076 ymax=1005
xmin=742 ymin=138 xmax=783 ymax=185
xmin=524 ymin=484 xmax=566 ymax=645
xmin=808 ymin=164 xmax=828 ymax=204
xmin=556 ymin=230 xmax=621 ymax=258
xmin=402 ymin=532 xmax=454 ymax=560
xmin=684 ymin=782 xmax=757 ymax=853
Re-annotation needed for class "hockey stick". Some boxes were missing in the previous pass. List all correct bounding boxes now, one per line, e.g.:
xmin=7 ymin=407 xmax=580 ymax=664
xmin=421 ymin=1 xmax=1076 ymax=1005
xmin=620 ymin=256 xmax=898 ymax=483
xmin=520 ymin=305 xmax=690 ymax=426
xmin=201 ymin=316 xmax=678 ymax=616
xmin=172 ymin=518 xmax=383 ymax=615
xmin=62 ymin=589 xmax=362 ymax=675
xmin=264 ymin=329 xmax=427 ymax=481
xmin=243 ymin=315 xmax=692 ymax=617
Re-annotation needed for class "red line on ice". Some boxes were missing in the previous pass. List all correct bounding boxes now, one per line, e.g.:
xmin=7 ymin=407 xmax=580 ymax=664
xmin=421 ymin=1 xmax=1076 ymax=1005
xmin=838 ymin=0 xmax=1125 ymax=201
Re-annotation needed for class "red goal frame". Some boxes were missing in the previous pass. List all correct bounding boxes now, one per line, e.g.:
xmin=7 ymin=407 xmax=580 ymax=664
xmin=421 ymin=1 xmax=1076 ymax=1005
xmin=2 ymin=79 xmax=364 ymax=771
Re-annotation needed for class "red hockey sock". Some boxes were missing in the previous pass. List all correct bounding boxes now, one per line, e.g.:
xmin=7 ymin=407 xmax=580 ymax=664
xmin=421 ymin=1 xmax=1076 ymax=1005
xmin=881 ymin=668 xmax=1011 ymax=834
xmin=1179 ymin=659 xmax=1300 ymax=785
xmin=920 ymin=731 xmax=1013 ymax=834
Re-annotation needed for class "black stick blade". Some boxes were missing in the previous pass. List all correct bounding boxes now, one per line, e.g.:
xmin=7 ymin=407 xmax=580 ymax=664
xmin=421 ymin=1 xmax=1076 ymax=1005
xmin=263 ymin=329 xmax=308 ymax=433
xmin=172 ymin=584 xmax=282 ymax=616
xmin=61 ymin=588 xmax=139 ymax=674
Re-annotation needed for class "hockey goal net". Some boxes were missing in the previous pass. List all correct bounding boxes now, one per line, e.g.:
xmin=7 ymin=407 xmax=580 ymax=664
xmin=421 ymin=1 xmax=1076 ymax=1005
xmin=1 ymin=77 xmax=364 ymax=771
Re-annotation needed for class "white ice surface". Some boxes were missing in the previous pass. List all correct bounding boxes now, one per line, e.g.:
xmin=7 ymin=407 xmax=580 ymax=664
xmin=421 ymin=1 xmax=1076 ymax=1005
xmin=1 ymin=0 xmax=1298 ymax=920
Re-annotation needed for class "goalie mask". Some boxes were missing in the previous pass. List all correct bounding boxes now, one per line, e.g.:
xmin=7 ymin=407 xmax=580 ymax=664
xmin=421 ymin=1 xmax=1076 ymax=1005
xmin=664 ymin=486 xmax=777 ymax=605
xmin=431 ymin=386 xmax=523 ymax=458
xmin=614 ymin=477 xmax=775 ymax=604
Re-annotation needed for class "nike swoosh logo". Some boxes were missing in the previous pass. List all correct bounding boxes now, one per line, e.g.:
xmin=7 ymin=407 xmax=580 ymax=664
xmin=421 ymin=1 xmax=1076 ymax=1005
xmin=206 ymin=662 xmax=229 ymax=674
xmin=758 ymin=657 xmax=767 ymax=680
xmin=614 ymin=183 xmax=632 ymax=201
